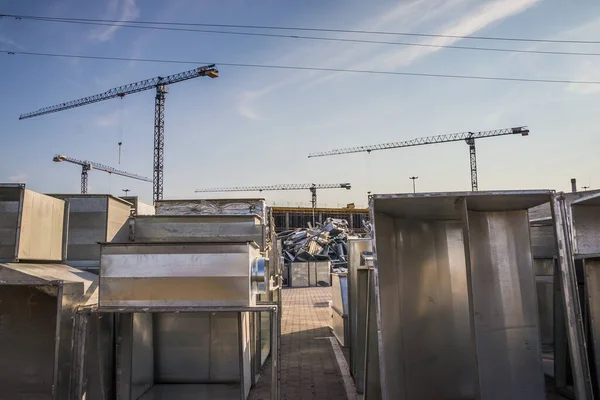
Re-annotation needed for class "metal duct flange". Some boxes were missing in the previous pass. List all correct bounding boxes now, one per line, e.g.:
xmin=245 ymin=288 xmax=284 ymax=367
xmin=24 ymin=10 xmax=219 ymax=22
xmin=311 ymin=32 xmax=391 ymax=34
xmin=252 ymin=257 xmax=268 ymax=294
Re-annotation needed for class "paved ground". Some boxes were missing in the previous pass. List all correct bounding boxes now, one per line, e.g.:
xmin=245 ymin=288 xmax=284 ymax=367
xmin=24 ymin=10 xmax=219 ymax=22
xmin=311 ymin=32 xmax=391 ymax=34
xmin=249 ymin=287 xmax=349 ymax=400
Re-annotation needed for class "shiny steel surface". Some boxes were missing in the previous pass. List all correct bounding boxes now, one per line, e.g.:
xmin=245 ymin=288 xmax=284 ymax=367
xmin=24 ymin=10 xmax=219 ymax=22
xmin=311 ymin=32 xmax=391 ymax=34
xmin=290 ymin=262 xmax=309 ymax=287
xmin=50 ymin=195 xmax=131 ymax=269
xmin=331 ymin=273 xmax=349 ymax=346
xmin=347 ymin=238 xmax=371 ymax=385
xmin=552 ymin=194 xmax=594 ymax=399
xmin=371 ymin=191 xmax=552 ymax=400
xmin=364 ymin=267 xmax=381 ymax=400
xmin=153 ymin=312 xmax=250 ymax=385
xmin=465 ymin=209 xmax=545 ymax=399
xmin=331 ymin=308 xmax=348 ymax=347
xmin=530 ymin=222 xmax=557 ymax=259
xmin=132 ymin=313 xmax=155 ymax=399
xmin=99 ymin=242 xmax=261 ymax=307
xmin=130 ymin=214 xmax=264 ymax=246
xmin=0 ymin=185 xmax=65 ymax=262
xmin=372 ymin=214 xmax=474 ymax=400
xmin=584 ymin=258 xmax=600 ymax=390
xmin=534 ymin=259 xmax=555 ymax=347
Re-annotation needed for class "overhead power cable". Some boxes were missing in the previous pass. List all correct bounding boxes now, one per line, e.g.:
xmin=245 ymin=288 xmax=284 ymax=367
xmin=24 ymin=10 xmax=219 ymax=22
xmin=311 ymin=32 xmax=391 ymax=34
xmin=2 ymin=49 xmax=600 ymax=85
xmin=5 ymin=15 xmax=600 ymax=57
xmin=3 ymin=13 xmax=600 ymax=45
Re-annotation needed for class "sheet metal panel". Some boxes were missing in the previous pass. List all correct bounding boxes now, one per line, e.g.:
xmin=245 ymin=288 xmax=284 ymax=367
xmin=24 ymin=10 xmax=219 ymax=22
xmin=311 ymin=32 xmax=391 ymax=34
xmin=99 ymin=242 xmax=259 ymax=307
xmin=131 ymin=313 xmax=155 ymax=399
xmin=364 ymin=267 xmax=381 ymax=400
xmin=371 ymin=191 xmax=551 ymax=400
xmin=153 ymin=313 xmax=211 ymax=382
xmin=290 ymin=262 xmax=309 ymax=287
xmin=585 ymin=258 xmax=600 ymax=391
xmin=49 ymin=195 xmax=131 ymax=269
xmin=348 ymin=238 xmax=371 ymax=381
xmin=121 ymin=196 xmax=155 ymax=216
xmin=571 ymin=196 xmax=600 ymax=256
xmin=315 ymin=261 xmax=331 ymax=286
xmin=108 ymin=197 xmax=132 ymax=241
xmin=83 ymin=313 xmax=115 ymax=400
xmin=155 ymin=198 xmax=266 ymax=220
xmin=0 ymin=187 xmax=20 ymax=260
xmin=0 ymin=263 xmax=98 ymax=400
xmin=308 ymin=261 xmax=317 ymax=286
xmin=465 ymin=209 xmax=545 ymax=400
xmin=373 ymin=214 xmax=475 ymax=400
xmin=552 ymin=194 xmax=594 ymax=399
xmin=131 ymin=215 xmax=264 ymax=245
xmin=332 ymin=309 xmax=348 ymax=347
xmin=0 ymin=185 xmax=65 ymax=262
xmin=535 ymin=259 xmax=555 ymax=347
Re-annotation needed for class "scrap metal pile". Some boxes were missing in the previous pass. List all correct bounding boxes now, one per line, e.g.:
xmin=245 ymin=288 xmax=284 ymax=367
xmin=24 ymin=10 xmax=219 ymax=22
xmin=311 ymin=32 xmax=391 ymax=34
xmin=278 ymin=218 xmax=363 ymax=272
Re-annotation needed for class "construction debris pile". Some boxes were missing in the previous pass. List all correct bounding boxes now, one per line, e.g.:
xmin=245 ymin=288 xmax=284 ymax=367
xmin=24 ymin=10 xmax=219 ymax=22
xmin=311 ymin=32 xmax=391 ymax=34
xmin=278 ymin=218 xmax=358 ymax=272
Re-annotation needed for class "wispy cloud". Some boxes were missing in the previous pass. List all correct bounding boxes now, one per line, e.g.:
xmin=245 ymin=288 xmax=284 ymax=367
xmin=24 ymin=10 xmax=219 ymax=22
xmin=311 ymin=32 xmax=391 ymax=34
xmin=235 ymin=0 xmax=540 ymax=118
xmin=0 ymin=34 xmax=24 ymax=50
xmin=568 ymin=62 xmax=600 ymax=94
xmin=9 ymin=172 xmax=28 ymax=183
xmin=89 ymin=0 xmax=140 ymax=42
xmin=335 ymin=0 xmax=543 ymax=75
xmin=94 ymin=110 xmax=122 ymax=126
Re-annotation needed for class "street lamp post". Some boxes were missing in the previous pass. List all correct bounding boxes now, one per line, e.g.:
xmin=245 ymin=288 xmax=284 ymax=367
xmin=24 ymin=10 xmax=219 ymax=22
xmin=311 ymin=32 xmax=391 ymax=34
xmin=409 ymin=176 xmax=418 ymax=193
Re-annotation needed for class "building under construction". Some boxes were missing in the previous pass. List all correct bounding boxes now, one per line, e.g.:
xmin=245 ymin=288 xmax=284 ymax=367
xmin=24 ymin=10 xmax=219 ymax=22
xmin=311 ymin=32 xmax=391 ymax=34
xmin=271 ymin=205 xmax=368 ymax=233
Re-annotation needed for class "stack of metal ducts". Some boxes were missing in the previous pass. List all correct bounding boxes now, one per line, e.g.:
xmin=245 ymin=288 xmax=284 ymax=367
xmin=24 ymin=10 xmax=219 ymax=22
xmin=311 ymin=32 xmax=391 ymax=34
xmin=0 ymin=184 xmax=105 ymax=399
xmin=82 ymin=198 xmax=279 ymax=400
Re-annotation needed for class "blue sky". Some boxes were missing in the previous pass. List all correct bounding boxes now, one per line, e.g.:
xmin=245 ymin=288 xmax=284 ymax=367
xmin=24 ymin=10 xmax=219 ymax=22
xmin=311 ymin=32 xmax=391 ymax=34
xmin=1 ymin=0 xmax=600 ymax=206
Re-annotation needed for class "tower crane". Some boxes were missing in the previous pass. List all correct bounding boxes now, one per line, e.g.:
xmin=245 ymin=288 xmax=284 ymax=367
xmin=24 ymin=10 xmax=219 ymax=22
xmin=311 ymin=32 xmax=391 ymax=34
xmin=308 ymin=126 xmax=529 ymax=191
xmin=195 ymin=183 xmax=352 ymax=225
xmin=21 ymin=65 xmax=219 ymax=203
xmin=53 ymin=154 xmax=152 ymax=194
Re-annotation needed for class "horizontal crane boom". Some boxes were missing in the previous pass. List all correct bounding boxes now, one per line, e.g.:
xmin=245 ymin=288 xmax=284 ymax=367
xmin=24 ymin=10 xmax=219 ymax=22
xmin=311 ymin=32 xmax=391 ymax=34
xmin=20 ymin=65 xmax=218 ymax=120
xmin=53 ymin=154 xmax=152 ymax=182
xmin=195 ymin=183 xmax=352 ymax=225
xmin=308 ymin=126 xmax=529 ymax=157
xmin=194 ymin=183 xmax=351 ymax=192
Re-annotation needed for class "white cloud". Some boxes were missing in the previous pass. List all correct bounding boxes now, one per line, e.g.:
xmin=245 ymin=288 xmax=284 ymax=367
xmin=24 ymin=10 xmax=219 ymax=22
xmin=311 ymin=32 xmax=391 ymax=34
xmin=89 ymin=0 xmax=140 ymax=42
xmin=9 ymin=172 xmax=28 ymax=183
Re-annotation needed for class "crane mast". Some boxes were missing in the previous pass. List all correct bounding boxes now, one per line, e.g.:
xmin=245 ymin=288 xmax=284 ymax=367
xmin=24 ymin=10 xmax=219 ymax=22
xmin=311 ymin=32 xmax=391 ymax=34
xmin=195 ymin=183 xmax=352 ymax=225
xmin=53 ymin=154 xmax=152 ymax=194
xmin=21 ymin=65 xmax=219 ymax=202
xmin=308 ymin=126 xmax=529 ymax=191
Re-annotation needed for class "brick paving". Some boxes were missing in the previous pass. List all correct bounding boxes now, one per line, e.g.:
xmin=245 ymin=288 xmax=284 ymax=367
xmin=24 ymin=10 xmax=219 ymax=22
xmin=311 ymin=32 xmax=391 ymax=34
xmin=249 ymin=287 xmax=349 ymax=400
